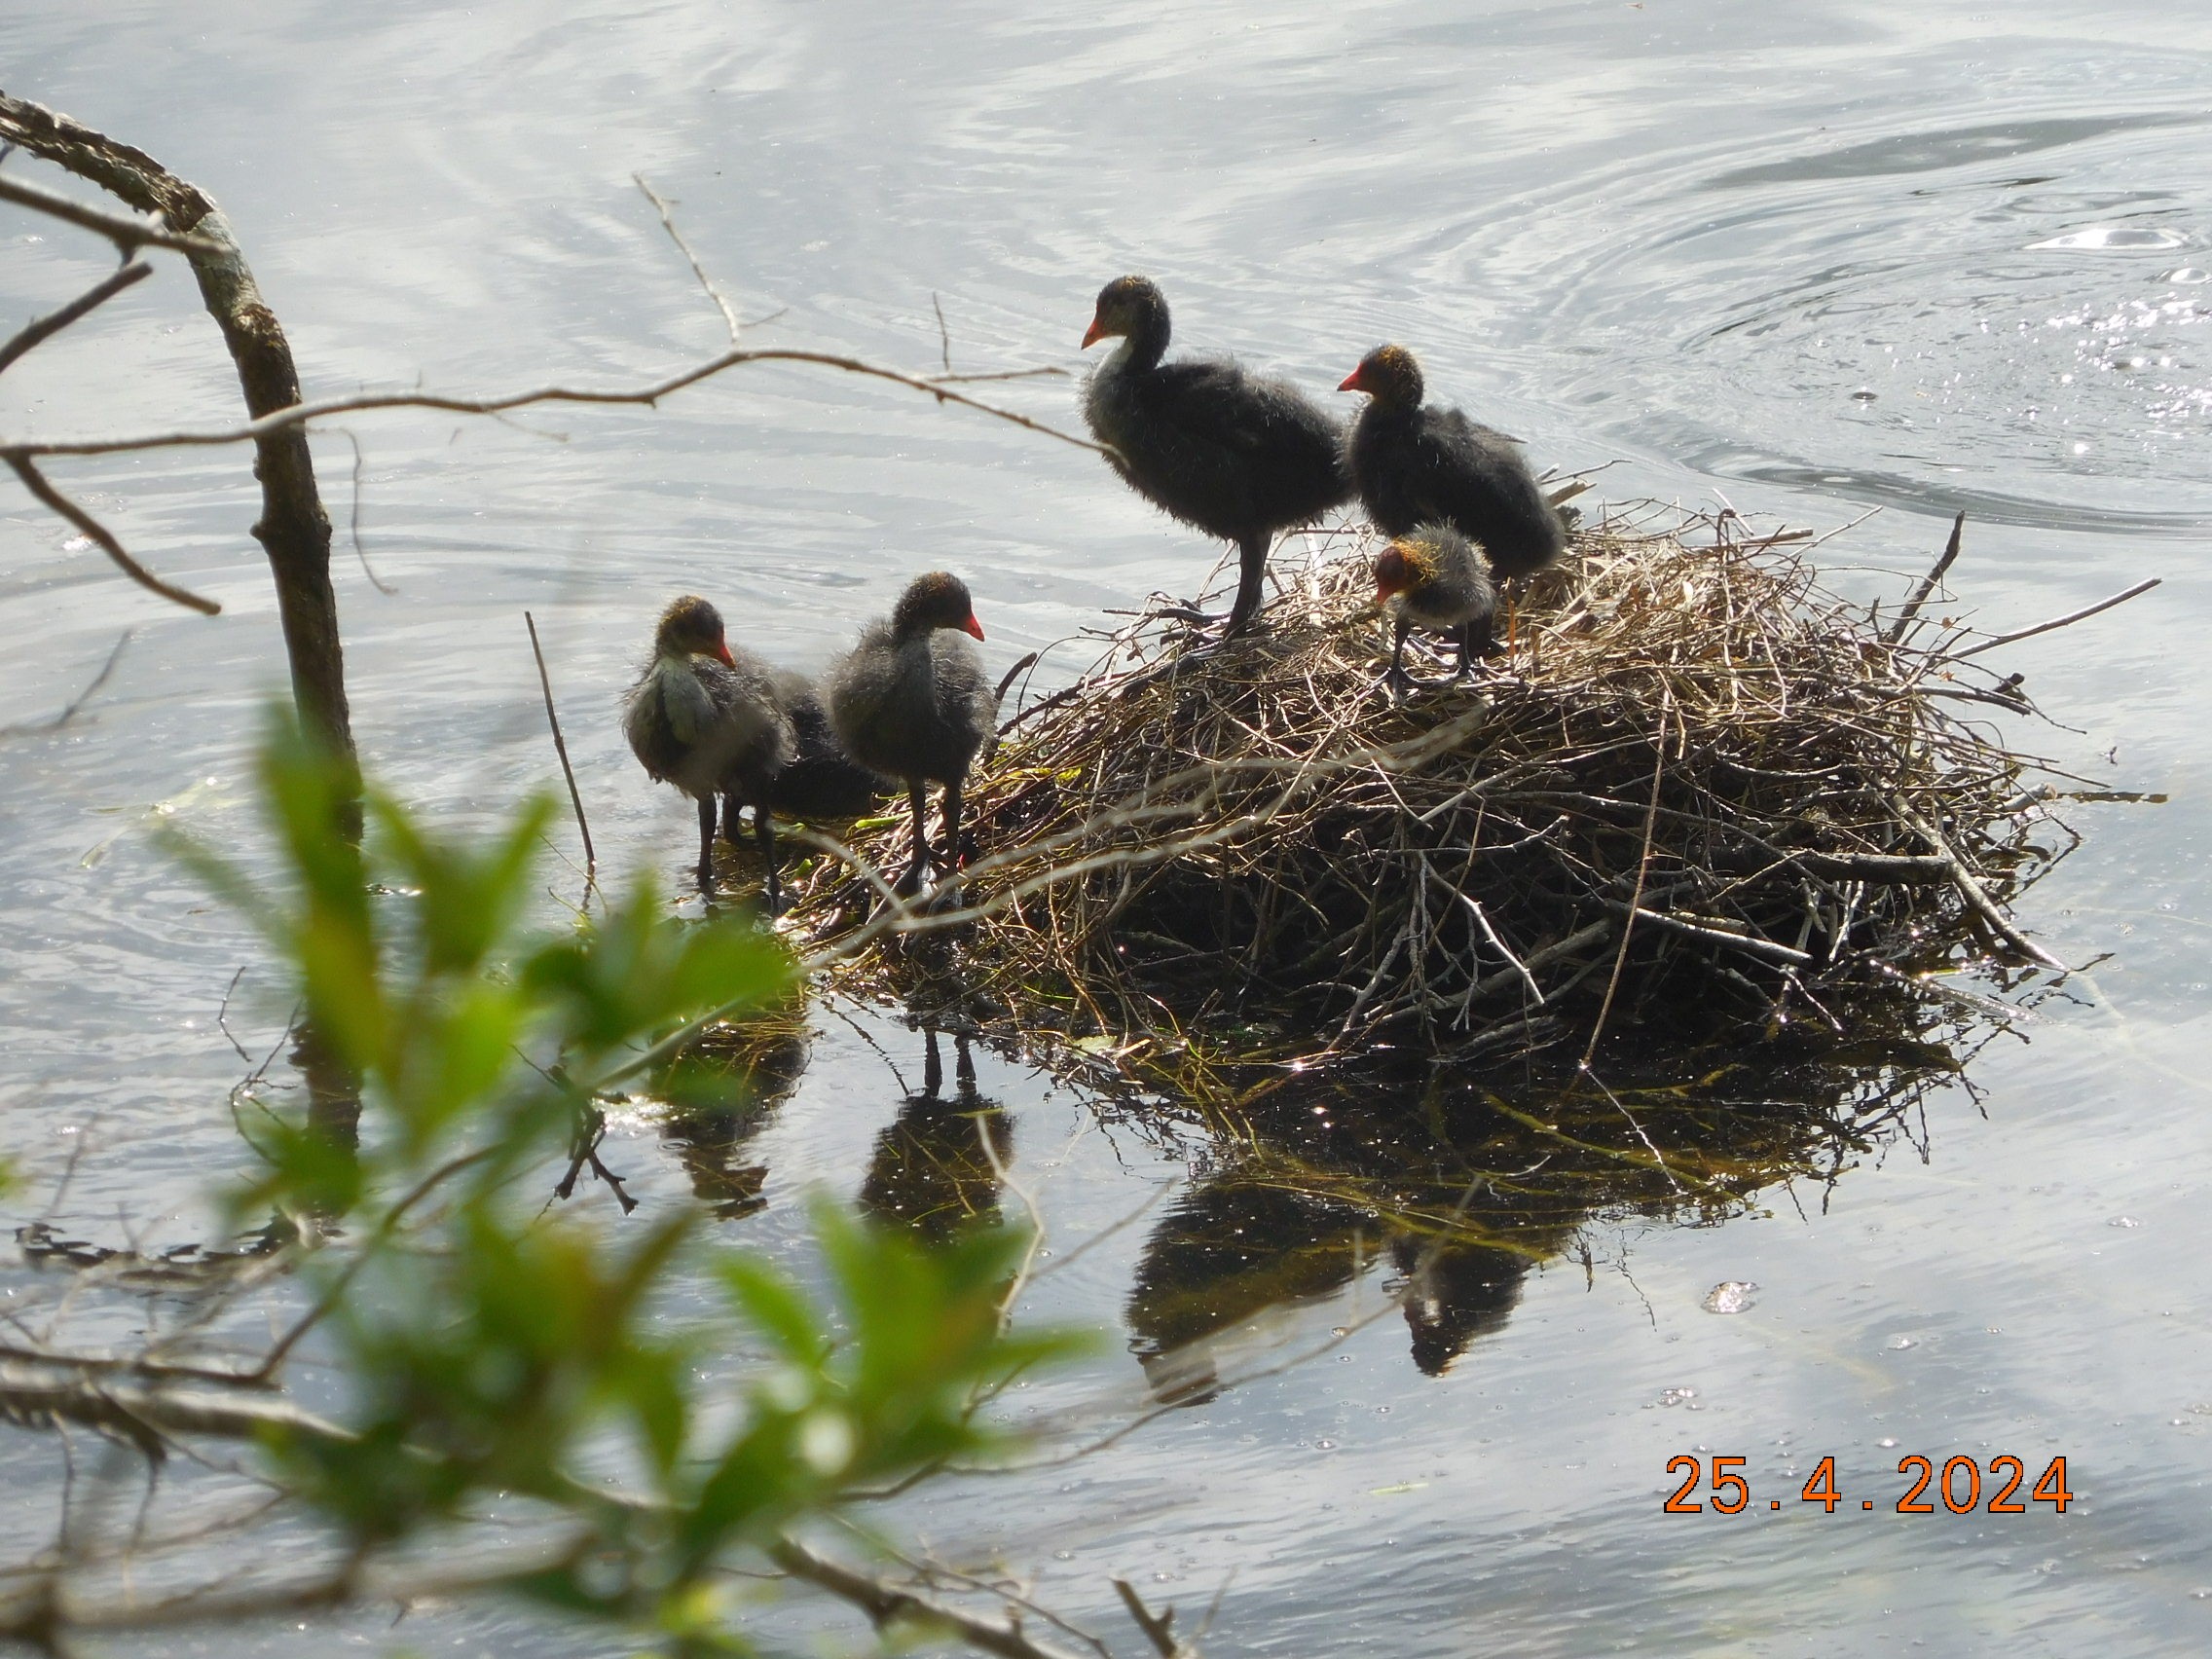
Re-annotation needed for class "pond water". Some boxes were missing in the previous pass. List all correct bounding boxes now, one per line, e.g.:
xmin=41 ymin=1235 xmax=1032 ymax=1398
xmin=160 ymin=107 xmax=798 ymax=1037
xmin=5 ymin=1 xmax=2212 ymax=1653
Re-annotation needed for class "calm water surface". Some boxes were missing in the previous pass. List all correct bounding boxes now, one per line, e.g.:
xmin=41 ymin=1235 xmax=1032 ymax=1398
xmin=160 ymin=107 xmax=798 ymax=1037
xmin=5 ymin=2 xmax=2212 ymax=1653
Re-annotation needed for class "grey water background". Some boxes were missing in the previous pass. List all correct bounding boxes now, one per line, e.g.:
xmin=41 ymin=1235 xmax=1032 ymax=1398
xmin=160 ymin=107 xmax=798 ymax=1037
xmin=4 ymin=0 xmax=2212 ymax=1652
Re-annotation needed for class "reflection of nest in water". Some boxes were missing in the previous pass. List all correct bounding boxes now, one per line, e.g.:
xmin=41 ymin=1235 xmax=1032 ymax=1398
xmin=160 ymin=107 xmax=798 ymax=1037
xmin=793 ymin=505 xmax=2077 ymax=1077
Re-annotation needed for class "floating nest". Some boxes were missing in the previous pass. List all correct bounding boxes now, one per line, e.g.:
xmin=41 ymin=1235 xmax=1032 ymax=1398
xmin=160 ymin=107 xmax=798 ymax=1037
xmin=787 ymin=503 xmax=2078 ymax=1081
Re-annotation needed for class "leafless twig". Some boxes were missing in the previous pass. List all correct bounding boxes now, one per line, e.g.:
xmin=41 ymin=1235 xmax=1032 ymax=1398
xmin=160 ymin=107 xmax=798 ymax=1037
xmin=1951 ymin=576 xmax=2160 ymax=660
xmin=0 ymin=173 xmax=219 ymax=255
xmin=4 ymin=456 xmax=220 ymax=613
xmin=768 ymin=1536 xmax=1089 ymax=1659
xmin=0 ymin=347 xmax=1108 ymax=465
xmin=0 ymin=259 xmax=151 ymax=377
xmin=1883 ymin=510 xmax=1964 ymax=643
xmin=525 ymin=612 xmax=596 ymax=875
xmin=335 ymin=430 xmax=394 ymax=594
xmin=1113 ymin=1578 xmax=1191 ymax=1657
xmin=634 ymin=173 xmax=743 ymax=346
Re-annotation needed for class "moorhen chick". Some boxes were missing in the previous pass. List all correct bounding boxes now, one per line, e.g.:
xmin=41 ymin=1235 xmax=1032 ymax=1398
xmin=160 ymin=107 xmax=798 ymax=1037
xmin=827 ymin=571 xmax=997 ymax=896
xmin=1082 ymin=275 xmax=1349 ymax=636
xmin=1339 ymin=344 xmax=1567 ymax=583
xmin=1374 ymin=524 xmax=1498 ymax=695
xmin=719 ymin=668 xmax=888 ymax=910
xmin=624 ymin=594 xmax=793 ymax=895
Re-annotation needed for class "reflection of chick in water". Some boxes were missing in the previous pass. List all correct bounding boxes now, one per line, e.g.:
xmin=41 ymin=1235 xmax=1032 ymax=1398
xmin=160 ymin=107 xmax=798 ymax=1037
xmin=1391 ymin=1235 xmax=1530 ymax=1378
xmin=1124 ymin=1180 xmax=1369 ymax=1407
xmin=858 ymin=1027 xmax=1013 ymax=1242
xmin=660 ymin=1027 xmax=809 ymax=1221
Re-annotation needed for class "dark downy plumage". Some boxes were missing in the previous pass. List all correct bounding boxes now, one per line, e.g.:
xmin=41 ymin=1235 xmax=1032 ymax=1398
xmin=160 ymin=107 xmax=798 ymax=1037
xmin=1373 ymin=525 xmax=1498 ymax=694
xmin=1340 ymin=344 xmax=1567 ymax=580
xmin=827 ymin=571 xmax=998 ymax=895
xmin=624 ymin=594 xmax=793 ymax=897
xmin=719 ymin=668 xmax=887 ymax=871
xmin=1082 ymin=276 xmax=1350 ymax=635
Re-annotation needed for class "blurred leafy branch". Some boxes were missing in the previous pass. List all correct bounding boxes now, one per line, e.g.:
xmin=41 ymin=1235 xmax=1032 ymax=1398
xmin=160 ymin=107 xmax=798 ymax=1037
xmin=0 ymin=714 xmax=1106 ymax=1659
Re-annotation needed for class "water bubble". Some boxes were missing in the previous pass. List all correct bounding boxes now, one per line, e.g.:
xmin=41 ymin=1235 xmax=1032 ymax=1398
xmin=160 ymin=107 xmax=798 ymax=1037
xmin=1877 ymin=1437 xmax=1899 ymax=1449
xmin=1887 ymin=1335 xmax=1917 ymax=1350
xmin=1850 ymin=387 xmax=1878 ymax=401
xmin=1703 ymin=1280 xmax=1757 ymax=1314
xmin=2110 ymin=1216 xmax=2141 ymax=1228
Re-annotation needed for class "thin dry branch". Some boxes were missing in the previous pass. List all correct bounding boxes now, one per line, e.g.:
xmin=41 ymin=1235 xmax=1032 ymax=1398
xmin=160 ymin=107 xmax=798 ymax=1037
xmin=1 ymin=90 xmax=354 ymax=759
xmin=1884 ymin=510 xmax=1965 ymax=643
xmin=0 ymin=172 xmax=221 ymax=255
xmin=634 ymin=172 xmax=743 ymax=345
xmin=526 ymin=611 xmax=596 ymax=875
xmin=769 ymin=1536 xmax=1091 ymax=1659
xmin=0 ymin=259 xmax=151 ymax=377
xmin=5 ymin=455 xmax=221 ymax=614
xmin=1951 ymin=576 xmax=2160 ymax=660
xmin=0 ymin=346 xmax=1108 ymax=463
xmin=1113 ymin=1579 xmax=1190 ymax=1658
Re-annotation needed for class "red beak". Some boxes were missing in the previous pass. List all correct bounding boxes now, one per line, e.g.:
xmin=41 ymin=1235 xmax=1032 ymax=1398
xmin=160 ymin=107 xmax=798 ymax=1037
xmin=1338 ymin=366 xmax=1369 ymax=394
xmin=962 ymin=613 xmax=986 ymax=642
xmin=1081 ymin=313 xmax=1107 ymax=350
xmin=714 ymin=637 xmax=735 ymax=668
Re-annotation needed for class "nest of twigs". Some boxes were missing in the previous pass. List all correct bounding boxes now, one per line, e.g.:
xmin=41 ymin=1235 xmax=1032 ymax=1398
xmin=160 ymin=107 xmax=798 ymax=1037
xmin=790 ymin=504 xmax=2072 ymax=1075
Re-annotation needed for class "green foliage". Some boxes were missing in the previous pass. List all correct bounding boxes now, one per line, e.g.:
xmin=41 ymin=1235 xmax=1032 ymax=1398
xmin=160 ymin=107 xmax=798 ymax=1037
xmin=182 ymin=713 xmax=1088 ymax=1649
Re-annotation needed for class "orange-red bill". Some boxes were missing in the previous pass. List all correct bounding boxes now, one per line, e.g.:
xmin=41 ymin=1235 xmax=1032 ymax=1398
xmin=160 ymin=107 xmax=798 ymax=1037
xmin=962 ymin=613 xmax=986 ymax=642
xmin=1337 ymin=366 xmax=1368 ymax=393
xmin=1081 ymin=315 xmax=1107 ymax=349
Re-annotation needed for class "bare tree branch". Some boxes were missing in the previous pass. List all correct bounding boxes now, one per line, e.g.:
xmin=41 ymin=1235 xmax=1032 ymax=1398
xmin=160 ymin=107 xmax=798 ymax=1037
xmin=0 ymin=89 xmax=353 ymax=767
xmin=1883 ymin=510 xmax=1964 ymax=644
xmin=0 ymin=1361 xmax=351 ymax=1453
xmin=1950 ymin=576 xmax=2160 ymax=660
xmin=0 ymin=260 xmax=151 ymax=377
xmin=634 ymin=172 xmax=743 ymax=345
xmin=0 ymin=345 xmax=1110 ymax=462
xmin=768 ymin=1536 xmax=1091 ymax=1659
xmin=0 ymin=173 xmax=221 ymax=255
xmin=5 ymin=456 xmax=221 ymax=614
xmin=1113 ymin=1578 xmax=1189 ymax=1657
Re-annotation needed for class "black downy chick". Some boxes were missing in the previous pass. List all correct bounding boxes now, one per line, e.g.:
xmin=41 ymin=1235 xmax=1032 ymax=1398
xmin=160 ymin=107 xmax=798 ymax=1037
xmin=827 ymin=571 xmax=997 ymax=896
xmin=623 ymin=594 xmax=792 ymax=896
xmin=718 ymin=668 xmax=889 ymax=903
xmin=1340 ymin=343 xmax=1567 ymax=581
xmin=1083 ymin=275 xmax=1350 ymax=636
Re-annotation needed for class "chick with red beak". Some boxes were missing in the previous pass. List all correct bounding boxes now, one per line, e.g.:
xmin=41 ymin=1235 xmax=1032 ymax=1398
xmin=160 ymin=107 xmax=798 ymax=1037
xmin=1339 ymin=343 xmax=1567 ymax=585
xmin=623 ymin=594 xmax=793 ymax=895
xmin=1370 ymin=526 xmax=1498 ymax=699
xmin=828 ymin=572 xmax=1001 ymax=897
xmin=1079 ymin=274 xmax=1350 ymax=636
